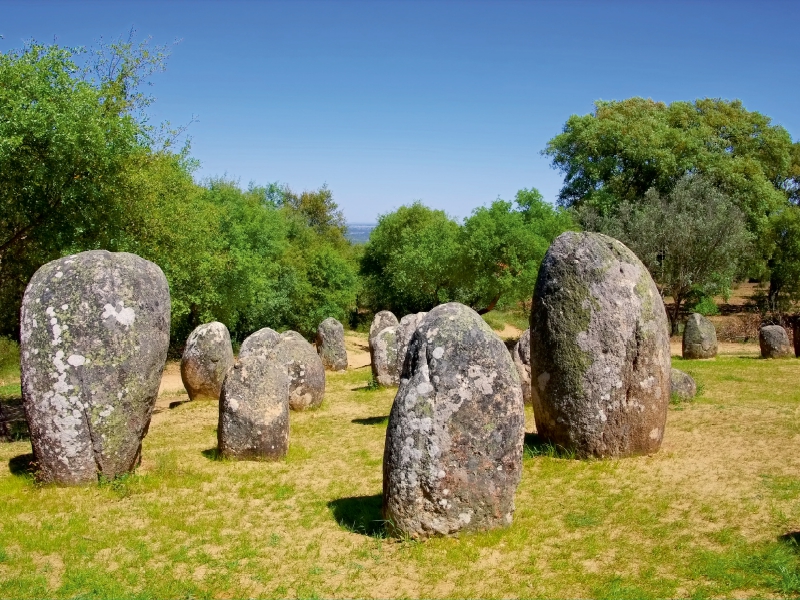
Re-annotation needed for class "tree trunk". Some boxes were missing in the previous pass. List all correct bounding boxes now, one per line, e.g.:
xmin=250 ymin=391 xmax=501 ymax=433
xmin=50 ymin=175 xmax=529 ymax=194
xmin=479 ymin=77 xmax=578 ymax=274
xmin=671 ymin=297 xmax=682 ymax=336
xmin=477 ymin=293 xmax=502 ymax=315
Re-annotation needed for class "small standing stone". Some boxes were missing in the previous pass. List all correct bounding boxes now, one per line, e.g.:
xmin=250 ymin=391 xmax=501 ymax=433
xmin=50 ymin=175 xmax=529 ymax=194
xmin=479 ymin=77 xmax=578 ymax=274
xmin=181 ymin=322 xmax=234 ymax=401
xmin=760 ymin=325 xmax=793 ymax=358
xmin=670 ymin=368 xmax=697 ymax=401
xmin=316 ymin=317 xmax=348 ymax=371
xmin=512 ymin=328 xmax=533 ymax=405
xmin=683 ymin=313 xmax=718 ymax=359
xmin=271 ymin=332 xmax=326 ymax=411
xmin=383 ymin=303 xmax=525 ymax=539
xmin=370 ymin=325 xmax=400 ymax=386
xmin=218 ymin=357 xmax=289 ymax=460
xmin=794 ymin=321 xmax=800 ymax=358
xmin=530 ymin=232 xmax=671 ymax=458
xmin=369 ymin=311 xmax=398 ymax=344
xmin=20 ymin=250 xmax=170 ymax=485
xmin=239 ymin=327 xmax=281 ymax=359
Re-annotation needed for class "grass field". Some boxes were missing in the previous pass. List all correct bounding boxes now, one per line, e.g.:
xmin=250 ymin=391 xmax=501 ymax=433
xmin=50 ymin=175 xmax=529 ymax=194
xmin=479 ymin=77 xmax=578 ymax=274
xmin=1 ymin=333 xmax=800 ymax=598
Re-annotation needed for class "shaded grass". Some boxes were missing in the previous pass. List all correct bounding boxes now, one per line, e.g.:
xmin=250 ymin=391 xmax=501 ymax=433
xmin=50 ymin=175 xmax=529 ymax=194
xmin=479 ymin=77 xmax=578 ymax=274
xmin=0 ymin=339 xmax=799 ymax=597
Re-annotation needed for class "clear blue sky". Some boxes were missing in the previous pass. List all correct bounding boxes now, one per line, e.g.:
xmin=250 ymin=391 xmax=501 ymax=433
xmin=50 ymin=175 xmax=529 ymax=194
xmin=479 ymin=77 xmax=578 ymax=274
xmin=3 ymin=0 xmax=798 ymax=221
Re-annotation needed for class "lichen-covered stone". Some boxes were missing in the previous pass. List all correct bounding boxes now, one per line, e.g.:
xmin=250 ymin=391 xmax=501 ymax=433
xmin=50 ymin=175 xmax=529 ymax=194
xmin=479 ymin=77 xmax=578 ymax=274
xmin=369 ymin=311 xmax=398 ymax=344
xmin=530 ymin=232 xmax=671 ymax=458
xmin=20 ymin=250 xmax=170 ymax=485
xmin=180 ymin=322 xmax=234 ymax=401
xmin=683 ymin=313 xmax=717 ymax=359
xmin=670 ymin=368 xmax=697 ymax=401
xmin=316 ymin=317 xmax=348 ymax=371
xmin=396 ymin=312 xmax=427 ymax=376
xmin=370 ymin=325 xmax=400 ymax=386
xmin=383 ymin=303 xmax=525 ymax=539
xmin=512 ymin=328 xmax=532 ymax=405
xmin=239 ymin=327 xmax=281 ymax=359
xmin=218 ymin=357 xmax=289 ymax=460
xmin=270 ymin=333 xmax=325 ymax=410
xmin=760 ymin=325 xmax=792 ymax=358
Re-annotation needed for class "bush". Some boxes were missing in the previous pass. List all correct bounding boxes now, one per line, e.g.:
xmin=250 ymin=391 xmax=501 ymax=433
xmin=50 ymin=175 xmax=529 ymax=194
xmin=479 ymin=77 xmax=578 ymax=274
xmin=691 ymin=295 xmax=720 ymax=316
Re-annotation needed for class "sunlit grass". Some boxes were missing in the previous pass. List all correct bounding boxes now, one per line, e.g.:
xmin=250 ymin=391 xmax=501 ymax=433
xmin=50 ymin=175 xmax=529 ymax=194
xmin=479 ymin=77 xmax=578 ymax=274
xmin=0 ymin=335 xmax=799 ymax=597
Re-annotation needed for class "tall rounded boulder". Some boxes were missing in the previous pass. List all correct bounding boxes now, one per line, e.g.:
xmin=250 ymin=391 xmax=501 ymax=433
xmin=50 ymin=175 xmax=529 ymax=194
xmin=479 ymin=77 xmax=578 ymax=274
xmin=271 ymin=332 xmax=326 ymax=411
xmin=218 ymin=357 xmax=290 ymax=460
xmin=316 ymin=317 xmax=348 ymax=371
xmin=760 ymin=325 xmax=792 ymax=358
xmin=512 ymin=328 xmax=533 ymax=405
xmin=530 ymin=232 xmax=670 ymax=458
xmin=181 ymin=322 xmax=234 ymax=401
xmin=683 ymin=313 xmax=717 ymax=359
xmin=370 ymin=325 xmax=400 ymax=386
xmin=239 ymin=327 xmax=281 ymax=359
xmin=20 ymin=250 xmax=170 ymax=485
xmin=383 ymin=303 xmax=525 ymax=538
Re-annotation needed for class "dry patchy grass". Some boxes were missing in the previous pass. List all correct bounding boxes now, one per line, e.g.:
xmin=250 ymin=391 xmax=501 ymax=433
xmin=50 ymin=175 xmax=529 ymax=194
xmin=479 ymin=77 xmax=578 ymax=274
xmin=0 ymin=334 xmax=800 ymax=598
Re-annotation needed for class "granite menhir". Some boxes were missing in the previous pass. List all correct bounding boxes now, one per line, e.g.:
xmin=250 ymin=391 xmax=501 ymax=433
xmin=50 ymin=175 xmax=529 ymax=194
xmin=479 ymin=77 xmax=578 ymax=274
xmin=20 ymin=250 xmax=170 ymax=485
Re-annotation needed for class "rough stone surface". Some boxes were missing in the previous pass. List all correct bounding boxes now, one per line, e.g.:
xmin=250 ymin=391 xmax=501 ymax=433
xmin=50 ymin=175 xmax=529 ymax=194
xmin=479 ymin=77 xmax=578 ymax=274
xmin=760 ymin=325 xmax=793 ymax=358
xmin=270 ymin=333 xmax=326 ymax=410
xmin=239 ymin=327 xmax=281 ymax=359
xmin=794 ymin=322 xmax=800 ymax=358
xmin=383 ymin=302 xmax=525 ymax=539
xmin=20 ymin=250 xmax=170 ymax=485
xmin=396 ymin=312 xmax=427 ymax=374
xmin=530 ymin=232 xmax=671 ymax=458
xmin=180 ymin=322 xmax=234 ymax=401
xmin=670 ymin=368 xmax=697 ymax=401
xmin=682 ymin=313 xmax=718 ymax=359
xmin=316 ymin=317 xmax=348 ymax=371
xmin=218 ymin=356 xmax=289 ymax=460
xmin=369 ymin=311 xmax=398 ymax=344
xmin=512 ymin=328 xmax=532 ymax=405
xmin=370 ymin=325 xmax=400 ymax=386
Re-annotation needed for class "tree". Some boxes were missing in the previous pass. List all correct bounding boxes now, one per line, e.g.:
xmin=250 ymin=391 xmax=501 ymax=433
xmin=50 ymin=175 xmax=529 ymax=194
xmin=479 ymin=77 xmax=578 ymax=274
xmin=0 ymin=42 xmax=158 ymax=336
xmin=765 ymin=206 xmax=800 ymax=312
xmin=360 ymin=202 xmax=461 ymax=316
xmin=544 ymin=98 xmax=799 ymax=237
xmin=579 ymin=175 xmax=753 ymax=333
xmin=458 ymin=188 xmax=577 ymax=313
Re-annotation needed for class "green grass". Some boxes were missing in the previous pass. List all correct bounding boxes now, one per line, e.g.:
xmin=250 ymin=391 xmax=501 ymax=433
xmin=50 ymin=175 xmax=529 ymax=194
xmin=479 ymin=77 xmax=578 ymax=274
xmin=481 ymin=306 xmax=530 ymax=335
xmin=0 ymin=338 xmax=799 ymax=597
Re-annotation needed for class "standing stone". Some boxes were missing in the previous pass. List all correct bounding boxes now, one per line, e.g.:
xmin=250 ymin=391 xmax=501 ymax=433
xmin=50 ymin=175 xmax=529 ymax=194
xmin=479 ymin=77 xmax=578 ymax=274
xmin=369 ymin=310 xmax=398 ymax=344
xmin=180 ymin=322 xmax=234 ymax=401
xmin=383 ymin=303 xmax=525 ymax=539
xmin=271 ymin=333 xmax=326 ymax=410
xmin=683 ymin=313 xmax=718 ymax=359
xmin=670 ymin=368 xmax=697 ymax=401
xmin=316 ymin=317 xmax=348 ymax=371
xmin=20 ymin=250 xmax=170 ymax=485
xmin=396 ymin=312 xmax=427 ymax=376
xmin=370 ymin=325 xmax=400 ymax=386
xmin=218 ymin=357 xmax=289 ymax=460
xmin=512 ymin=328 xmax=533 ymax=405
xmin=760 ymin=325 xmax=793 ymax=358
xmin=794 ymin=321 xmax=800 ymax=358
xmin=239 ymin=327 xmax=281 ymax=359
xmin=530 ymin=232 xmax=671 ymax=458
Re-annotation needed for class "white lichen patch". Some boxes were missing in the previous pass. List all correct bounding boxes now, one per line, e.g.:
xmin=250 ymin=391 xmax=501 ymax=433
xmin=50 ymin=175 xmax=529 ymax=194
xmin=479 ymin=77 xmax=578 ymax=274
xmin=67 ymin=354 xmax=86 ymax=367
xmin=101 ymin=302 xmax=136 ymax=327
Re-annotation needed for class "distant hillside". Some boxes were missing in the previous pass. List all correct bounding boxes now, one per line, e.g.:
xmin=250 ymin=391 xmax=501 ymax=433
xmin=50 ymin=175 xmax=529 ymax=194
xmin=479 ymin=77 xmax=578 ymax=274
xmin=345 ymin=223 xmax=376 ymax=244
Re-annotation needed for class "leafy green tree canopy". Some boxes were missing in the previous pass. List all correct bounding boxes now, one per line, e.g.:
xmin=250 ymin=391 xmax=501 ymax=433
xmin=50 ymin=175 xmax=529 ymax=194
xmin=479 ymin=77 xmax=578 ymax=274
xmin=578 ymin=175 xmax=752 ymax=332
xmin=544 ymin=97 xmax=799 ymax=235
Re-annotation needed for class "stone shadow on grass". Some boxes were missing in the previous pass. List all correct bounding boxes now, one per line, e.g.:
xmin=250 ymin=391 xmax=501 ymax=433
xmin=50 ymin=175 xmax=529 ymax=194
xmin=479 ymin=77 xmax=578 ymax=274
xmin=779 ymin=531 xmax=800 ymax=547
xmin=201 ymin=448 xmax=221 ymax=461
xmin=524 ymin=432 xmax=577 ymax=459
xmin=8 ymin=453 xmax=36 ymax=477
xmin=328 ymin=494 xmax=386 ymax=538
xmin=352 ymin=416 xmax=389 ymax=426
